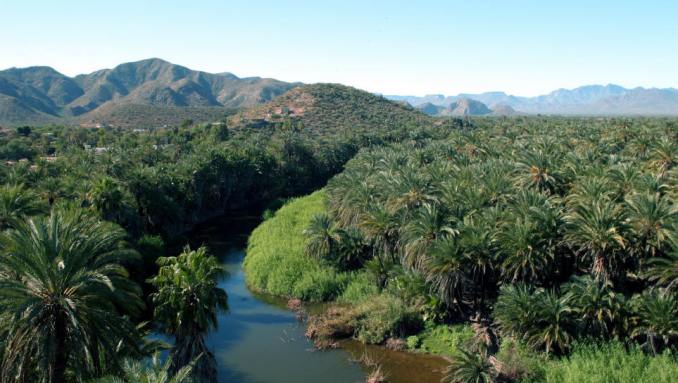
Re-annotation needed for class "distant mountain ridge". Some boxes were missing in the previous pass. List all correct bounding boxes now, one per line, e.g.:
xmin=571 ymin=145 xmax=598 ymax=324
xmin=388 ymin=84 xmax=678 ymax=115
xmin=0 ymin=58 xmax=297 ymax=126
xmin=2 ymin=58 xmax=677 ymax=126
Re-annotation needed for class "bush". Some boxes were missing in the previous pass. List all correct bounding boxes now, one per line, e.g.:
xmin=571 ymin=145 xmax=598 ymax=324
xmin=537 ymin=342 xmax=678 ymax=383
xmin=417 ymin=324 xmax=474 ymax=356
xmin=338 ymin=272 xmax=379 ymax=304
xmin=244 ymin=191 xmax=350 ymax=301
xmin=352 ymin=294 xmax=422 ymax=344
xmin=496 ymin=338 xmax=545 ymax=382
xmin=406 ymin=335 xmax=421 ymax=349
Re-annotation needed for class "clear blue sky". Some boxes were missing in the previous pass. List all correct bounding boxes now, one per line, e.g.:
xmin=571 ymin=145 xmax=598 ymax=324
xmin=2 ymin=0 xmax=677 ymax=96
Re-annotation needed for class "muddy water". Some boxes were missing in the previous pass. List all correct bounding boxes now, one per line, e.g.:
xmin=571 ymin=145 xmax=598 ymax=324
xmin=188 ymin=216 xmax=448 ymax=383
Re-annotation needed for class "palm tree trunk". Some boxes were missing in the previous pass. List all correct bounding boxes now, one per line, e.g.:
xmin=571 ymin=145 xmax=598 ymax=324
xmin=50 ymin=312 xmax=67 ymax=383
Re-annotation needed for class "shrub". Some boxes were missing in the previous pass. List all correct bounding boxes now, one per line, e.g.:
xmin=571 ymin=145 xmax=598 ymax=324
xmin=418 ymin=324 xmax=474 ymax=356
xmin=406 ymin=335 xmax=421 ymax=349
xmin=495 ymin=337 xmax=545 ymax=382
xmin=351 ymin=294 xmax=422 ymax=344
xmin=338 ymin=272 xmax=379 ymax=304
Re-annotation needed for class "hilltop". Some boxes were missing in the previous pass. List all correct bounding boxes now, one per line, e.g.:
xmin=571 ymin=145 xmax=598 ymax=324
xmin=230 ymin=83 xmax=433 ymax=134
xmin=0 ymin=58 xmax=297 ymax=126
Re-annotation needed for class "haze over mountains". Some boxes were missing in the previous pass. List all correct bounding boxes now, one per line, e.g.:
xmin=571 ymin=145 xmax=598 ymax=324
xmin=388 ymin=84 xmax=678 ymax=116
xmin=0 ymin=58 xmax=677 ymax=126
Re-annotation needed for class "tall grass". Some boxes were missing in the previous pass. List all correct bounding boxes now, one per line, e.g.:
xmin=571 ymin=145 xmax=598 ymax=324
xmin=537 ymin=342 xmax=678 ymax=383
xmin=244 ymin=191 xmax=350 ymax=301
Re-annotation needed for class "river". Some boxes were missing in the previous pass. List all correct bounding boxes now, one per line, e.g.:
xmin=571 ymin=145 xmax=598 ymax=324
xmin=185 ymin=215 xmax=448 ymax=383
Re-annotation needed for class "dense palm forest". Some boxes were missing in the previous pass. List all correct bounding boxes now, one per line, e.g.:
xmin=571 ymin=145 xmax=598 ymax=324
xmin=247 ymin=117 xmax=678 ymax=382
xmin=1 ymin=112 xmax=677 ymax=382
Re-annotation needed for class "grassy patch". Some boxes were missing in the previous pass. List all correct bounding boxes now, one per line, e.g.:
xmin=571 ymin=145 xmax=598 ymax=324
xmin=535 ymin=342 xmax=678 ymax=383
xmin=244 ymin=191 xmax=350 ymax=301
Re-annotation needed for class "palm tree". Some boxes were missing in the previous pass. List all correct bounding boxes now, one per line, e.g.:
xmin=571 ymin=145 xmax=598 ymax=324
xmin=513 ymin=148 xmax=560 ymax=194
xmin=457 ymin=217 xmax=495 ymax=310
xmin=359 ymin=203 xmax=400 ymax=261
xmin=91 ymin=354 xmax=194 ymax=383
xmin=303 ymin=213 xmax=340 ymax=260
xmin=493 ymin=285 xmax=576 ymax=354
xmin=400 ymin=203 xmax=456 ymax=270
xmin=528 ymin=290 xmax=576 ymax=354
xmin=650 ymin=137 xmax=676 ymax=176
xmin=0 ymin=207 xmax=143 ymax=383
xmin=149 ymin=246 xmax=227 ymax=383
xmin=563 ymin=197 xmax=628 ymax=279
xmin=0 ymin=183 xmax=45 ymax=229
xmin=630 ymin=289 xmax=678 ymax=355
xmin=37 ymin=177 xmax=63 ymax=206
xmin=624 ymin=192 xmax=677 ymax=259
xmin=645 ymin=238 xmax=678 ymax=290
xmin=425 ymin=237 xmax=469 ymax=313
xmin=495 ymin=217 xmax=557 ymax=284
xmin=565 ymin=275 xmax=626 ymax=338
xmin=443 ymin=347 xmax=495 ymax=383
xmin=88 ymin=176 xmax=126 ymax=222
xmin=335 ymin=227 xmax=369 ymax=270
xmin=493 ymin=284 xmax=537 ymax=341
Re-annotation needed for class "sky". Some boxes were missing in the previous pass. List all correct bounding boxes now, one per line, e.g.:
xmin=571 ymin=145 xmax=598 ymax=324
xmin=2 ymin=0 xmax=677 ymax=96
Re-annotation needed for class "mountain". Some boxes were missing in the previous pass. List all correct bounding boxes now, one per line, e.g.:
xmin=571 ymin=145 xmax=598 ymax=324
xmin=416 ymin=98 xmax=492 ymax=116
xmin=388 ymin=84 xmax=678 ymax=115
xmin=489 ymin=104 xmax=518 ymax=116
xmin=0 ymin=58 xmax=298 ymax=126
xmin=230 ymin=83 xmax=432 ymax=134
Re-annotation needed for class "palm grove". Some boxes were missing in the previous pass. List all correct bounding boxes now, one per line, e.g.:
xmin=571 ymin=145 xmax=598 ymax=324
xmin=288 ymin=117 xmax=678 ymax=381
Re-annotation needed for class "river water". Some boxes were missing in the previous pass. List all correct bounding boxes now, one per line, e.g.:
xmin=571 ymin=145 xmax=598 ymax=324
xmin=186 ymin=216 xmax=448 ymax=383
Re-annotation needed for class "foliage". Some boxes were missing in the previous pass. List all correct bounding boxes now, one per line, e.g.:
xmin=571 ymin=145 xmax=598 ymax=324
xmin=0 ymin=208 xmax=143 ymax=382
xmin=148 ymin=246 xmax=227 ymax=382
xmin=443 ymin=347 xmax=495 ymax=383
xmin=416 ymin=324 xmax=474 ymax=357
xmin=350 ymin=293 xmax=422 ymax=344
xmin=537 ymin=342 xmax=678 ymax=383
xmin=244 ymin=191 xmax=354 ymax=300
xmin=91 ymin=354 xmax=194 ymax=383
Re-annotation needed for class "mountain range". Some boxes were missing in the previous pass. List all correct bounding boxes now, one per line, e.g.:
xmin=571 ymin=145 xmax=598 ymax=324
xmin=0 ymin=58 xmax=296 ymax=126
xmin=387 ymin=84 xmax=678 ymax=116
xmin=1 ymin=58 xmax=677 ymax=126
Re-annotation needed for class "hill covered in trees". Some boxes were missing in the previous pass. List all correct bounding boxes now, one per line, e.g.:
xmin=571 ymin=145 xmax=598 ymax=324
xmin=230 ymin=83 xmax=435 ymax=135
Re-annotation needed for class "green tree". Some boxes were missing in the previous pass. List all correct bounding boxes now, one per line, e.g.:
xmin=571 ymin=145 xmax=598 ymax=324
xmin=0 ymin=208 xmax=143 ymax=382
xmin=304 ymin=213 xmax=340 ymax=260
xmin=91 ymin=354 xmax=194 ymax=383
xmin=149 ymin=246 xmax=227 ymax=383
xmin=0 ymin=183 xmax=46 ymax=229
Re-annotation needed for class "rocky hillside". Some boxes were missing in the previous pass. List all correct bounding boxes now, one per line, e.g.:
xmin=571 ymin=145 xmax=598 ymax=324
xmin=230 ymin=83 xmax=433 ymax=134
xmin=0 ymin=58 xmax=297 ymax=126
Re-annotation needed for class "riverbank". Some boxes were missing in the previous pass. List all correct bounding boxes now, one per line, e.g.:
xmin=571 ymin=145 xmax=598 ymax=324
xmin=243 ymin=191 xmax=467 ymax=372
xmin=242 ymin=191 xmax=678 ymax=383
